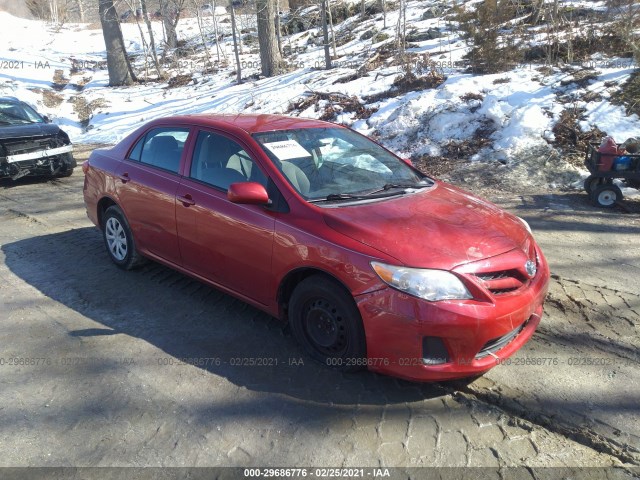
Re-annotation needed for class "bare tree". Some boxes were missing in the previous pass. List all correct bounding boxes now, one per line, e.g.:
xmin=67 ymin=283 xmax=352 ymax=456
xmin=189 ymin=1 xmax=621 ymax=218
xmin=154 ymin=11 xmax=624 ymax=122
xmin=192 ymin=0 xmax=214 ymax=71
xmin=256 ymin=0 xmax=283 ymax=76
xmin=327 ymin=0 xmax=337 ymax=58
xmin=230 ymin=2 xmax=242 ymax=82
xmin=210 ymin=0 xmax=227 ymax=63
xmin=320 ymin=0 xmax=331 ymax=68
xmin=395 ymin=0 xmax=406 ymax=53
xmin=49 ymin=0 xmax=59 ymax=23
xmin=76 ymin=0 xmax=84 ymax=21
xmin=160 ymin=0 xmax=183 ymax=50
xmin=607 ymin=0 xmax=640 ymax=64
xmin=140 ymin=0 xmax=163 ymax=77
xmin=99 ymin=0 xmax=136 ymax=85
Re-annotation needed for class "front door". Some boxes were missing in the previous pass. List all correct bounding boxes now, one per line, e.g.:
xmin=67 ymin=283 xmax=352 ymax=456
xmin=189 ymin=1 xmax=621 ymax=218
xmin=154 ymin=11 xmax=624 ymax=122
xmin=176 ymin=129 xmax=276 ymax=305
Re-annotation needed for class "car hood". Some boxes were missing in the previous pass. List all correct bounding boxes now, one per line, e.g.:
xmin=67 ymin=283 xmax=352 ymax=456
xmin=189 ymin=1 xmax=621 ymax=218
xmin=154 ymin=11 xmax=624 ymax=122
xmin=322 ymin=183 xmax=530 ymax=270
xmin=0 ymin=123 xmax=60 ymax=140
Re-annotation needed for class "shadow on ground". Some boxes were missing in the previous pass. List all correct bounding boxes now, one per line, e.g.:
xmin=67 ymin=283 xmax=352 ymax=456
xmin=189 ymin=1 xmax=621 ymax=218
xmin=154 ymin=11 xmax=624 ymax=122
xmin=2 ymin=227 xmax=448 ymax=406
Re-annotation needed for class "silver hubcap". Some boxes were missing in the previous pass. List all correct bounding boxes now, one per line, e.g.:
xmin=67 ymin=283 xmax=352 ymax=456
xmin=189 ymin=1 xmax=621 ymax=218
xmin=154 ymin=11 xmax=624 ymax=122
xmin=597 ymin=190 xmax=616 ymax=206
xmin=105 ymin=217 xmax=127 ymax=261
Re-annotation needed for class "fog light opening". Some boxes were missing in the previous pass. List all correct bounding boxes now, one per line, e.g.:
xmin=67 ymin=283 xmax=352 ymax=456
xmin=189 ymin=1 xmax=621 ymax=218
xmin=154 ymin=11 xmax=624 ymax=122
xmin=422 ymin=336 xmax=450 ymax=366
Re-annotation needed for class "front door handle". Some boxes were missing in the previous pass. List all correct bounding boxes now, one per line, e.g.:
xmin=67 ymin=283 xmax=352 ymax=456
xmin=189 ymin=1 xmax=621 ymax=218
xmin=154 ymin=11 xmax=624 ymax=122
xmin=177 ymin=194 xmax=196 ymax=207
xmin=118 ymin=173 xmax=130 ymax=184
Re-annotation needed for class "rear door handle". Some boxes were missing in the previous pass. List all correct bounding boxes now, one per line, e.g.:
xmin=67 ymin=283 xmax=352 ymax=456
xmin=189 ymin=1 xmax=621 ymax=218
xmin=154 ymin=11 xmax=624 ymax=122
xmin=118 ymin=173 xmax=130 ymax=183
xmin=177 ymin=194 xmax=196 ymax=207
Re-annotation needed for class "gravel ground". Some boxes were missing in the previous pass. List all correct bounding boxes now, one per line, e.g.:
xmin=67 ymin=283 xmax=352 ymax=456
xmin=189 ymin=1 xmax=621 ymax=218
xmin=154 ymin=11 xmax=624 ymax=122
xmin=0 ymin=144 xmax=638 ymax=474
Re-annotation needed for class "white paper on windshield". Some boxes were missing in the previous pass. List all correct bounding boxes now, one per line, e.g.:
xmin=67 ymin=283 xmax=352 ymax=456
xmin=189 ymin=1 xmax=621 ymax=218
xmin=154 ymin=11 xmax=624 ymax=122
xmin=263 ymin=140 xmax=312 ymax=161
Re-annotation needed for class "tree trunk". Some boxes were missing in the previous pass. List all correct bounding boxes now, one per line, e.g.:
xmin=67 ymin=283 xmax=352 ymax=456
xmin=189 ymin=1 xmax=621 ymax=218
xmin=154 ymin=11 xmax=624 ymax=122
xmin=140 ymin=0 xmax=163 ymax=77
xmin=321 ymin=0 xmax=331 ymax=69
xmin=275 ymin=0 xmax=283 ymax=56
xmin=192 ymin=0 xmax=213 ymax=71
xmin=256 ymin=0 xmax=283 ymax=77
xmin=99 ymin=0 xmax=135 ymax=86
xmin=327 ymin=1 xmax=337 ymax=58
xmin=77 ymin=0 xmax=84 ymax=22
xmin=231 ymin=3 xmax=242 ymax=83
xmin=160 ymin=0 xmax=178 ymax=49
xmin=49 ymin=0 xmax=59 ymax=23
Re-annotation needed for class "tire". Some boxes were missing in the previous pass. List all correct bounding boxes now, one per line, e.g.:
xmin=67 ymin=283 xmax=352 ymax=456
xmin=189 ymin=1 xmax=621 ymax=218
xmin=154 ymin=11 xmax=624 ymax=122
xmin=102 ymin=205 xmax=145 ymax=270
xmin=590 ymin=184 xmax=623 ymax=208
xmin=55 ymin=153 xmax=76 ymax=177
xmin=57 ymin=166 xmax=74 ymax=177
xmin=583 ymin=175 xmax=599 ymax=194
xmin=288 ymin=275 xmax=367 ymax=372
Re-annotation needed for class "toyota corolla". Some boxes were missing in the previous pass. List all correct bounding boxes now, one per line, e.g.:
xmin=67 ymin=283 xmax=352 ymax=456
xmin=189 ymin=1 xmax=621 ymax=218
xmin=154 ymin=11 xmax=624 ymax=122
xmin=82 ymin=114 xmax=549 ymax=382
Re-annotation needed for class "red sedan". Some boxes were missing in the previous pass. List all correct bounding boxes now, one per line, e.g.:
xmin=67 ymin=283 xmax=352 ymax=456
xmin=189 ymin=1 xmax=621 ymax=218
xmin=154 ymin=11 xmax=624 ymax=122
xmin=83 ymin=114 xmax=549 ymax=382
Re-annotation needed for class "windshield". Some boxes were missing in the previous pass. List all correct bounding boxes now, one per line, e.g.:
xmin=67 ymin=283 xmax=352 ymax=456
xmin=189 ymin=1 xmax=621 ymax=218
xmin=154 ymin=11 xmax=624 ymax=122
xmin=0 ymin=101 xmax=45 ymax=125
xmin=253 ymin=127 xmax=430 ymax=202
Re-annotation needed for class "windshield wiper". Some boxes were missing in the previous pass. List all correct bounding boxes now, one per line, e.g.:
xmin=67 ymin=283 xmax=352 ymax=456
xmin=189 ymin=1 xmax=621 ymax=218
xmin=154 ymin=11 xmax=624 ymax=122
xmin=364 ymin=180 xmax=432 ymax=196
xmin=309 ymin=190 xmax=410 ymax=203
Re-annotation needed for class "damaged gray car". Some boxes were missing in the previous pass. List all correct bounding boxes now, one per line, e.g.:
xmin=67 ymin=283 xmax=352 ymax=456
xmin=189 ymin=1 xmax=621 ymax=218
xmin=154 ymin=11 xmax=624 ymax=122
xmin=0 ymin=96 xmax=75 ymax=181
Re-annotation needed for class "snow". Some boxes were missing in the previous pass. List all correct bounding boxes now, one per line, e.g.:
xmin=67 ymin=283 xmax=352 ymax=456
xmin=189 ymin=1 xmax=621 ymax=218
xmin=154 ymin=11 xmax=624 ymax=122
xmin=0 ymin=3 xmax=638 ymax=190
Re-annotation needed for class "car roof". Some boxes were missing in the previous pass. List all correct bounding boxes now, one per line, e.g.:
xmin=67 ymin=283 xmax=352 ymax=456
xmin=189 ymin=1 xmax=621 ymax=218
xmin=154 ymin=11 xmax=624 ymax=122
xmin=150 ymin=113 xmax=342 ymax=134
xmin=0 ymin=96 xmax=22 ymax=104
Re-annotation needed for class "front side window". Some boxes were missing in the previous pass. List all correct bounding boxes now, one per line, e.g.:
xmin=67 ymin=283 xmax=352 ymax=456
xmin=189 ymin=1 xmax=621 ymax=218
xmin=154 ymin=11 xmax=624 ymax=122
xmin=190 ymin=131 xmax=267 ymax=191
xmin=136 ymin=127 xmax=190 ymax=173
xmin=253 ymin=127 xmax=429 ymax=202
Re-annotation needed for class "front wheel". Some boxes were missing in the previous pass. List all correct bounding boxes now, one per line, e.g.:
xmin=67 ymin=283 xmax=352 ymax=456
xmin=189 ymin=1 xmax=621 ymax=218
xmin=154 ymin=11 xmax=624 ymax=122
xmin=583 ymin=175 xmax=599 ymax=194
xmin=102 ymin=205 xmax=145 ymax=270
xmin=590 ymin=184 xmax=622 ymax=208
xmin=56 ymin=153 xmax=76 ymax=177
xmin=288 ymin=275 xmax=367 ymax=372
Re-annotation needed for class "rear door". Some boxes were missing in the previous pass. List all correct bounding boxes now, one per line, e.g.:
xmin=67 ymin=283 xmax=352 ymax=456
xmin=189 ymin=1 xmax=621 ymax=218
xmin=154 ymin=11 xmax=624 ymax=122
xmin=115 ymin=127 xmax=192 ymax=266
xmin=176 ymin=129 xmax=276 ymax=305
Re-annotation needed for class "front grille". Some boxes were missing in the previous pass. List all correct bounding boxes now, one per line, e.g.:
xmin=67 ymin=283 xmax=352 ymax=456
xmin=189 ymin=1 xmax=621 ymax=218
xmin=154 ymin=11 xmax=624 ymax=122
xmin=474 ymin=269 xmax=526 ymax=295
xmin=475 ymin=321 xmax=526 ymax=359
xmin=3 ymin=137 xmax=60 ymax=157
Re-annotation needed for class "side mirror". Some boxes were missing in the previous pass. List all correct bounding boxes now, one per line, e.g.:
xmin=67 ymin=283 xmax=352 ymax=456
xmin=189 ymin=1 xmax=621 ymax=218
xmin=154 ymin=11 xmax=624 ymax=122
xmin=42 ymin=115 xmax=52 ymax=123
xmin=401 ymin=158 xmax=413 ymax=167
xmin=228 ymin=182 xmax=271 ymax=205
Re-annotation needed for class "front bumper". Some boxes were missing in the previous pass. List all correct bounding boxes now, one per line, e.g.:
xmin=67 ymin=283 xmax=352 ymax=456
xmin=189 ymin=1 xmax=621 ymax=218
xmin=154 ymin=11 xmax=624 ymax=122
xmin=356 ymin=249 xmax=550 ymax=382
xmin=1 ymin=145 xmax=75 ymax=179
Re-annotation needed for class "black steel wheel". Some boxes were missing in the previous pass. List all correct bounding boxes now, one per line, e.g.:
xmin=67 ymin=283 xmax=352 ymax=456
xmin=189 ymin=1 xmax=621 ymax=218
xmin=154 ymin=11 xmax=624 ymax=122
xmin=590 ymin=184 xmax=623 ymax=209
xmin=289 ymin=275 xmax=367 ymax=371
xmin=102 ymin=205 xmax=145 ymax=270
xmin=583 ymin=175 xmax=599 ymax=194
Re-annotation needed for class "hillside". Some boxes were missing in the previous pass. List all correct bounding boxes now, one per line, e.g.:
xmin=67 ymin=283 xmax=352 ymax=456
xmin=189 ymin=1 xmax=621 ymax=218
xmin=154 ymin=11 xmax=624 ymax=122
xmin=0 ymin=0 xmax=638 ymax=194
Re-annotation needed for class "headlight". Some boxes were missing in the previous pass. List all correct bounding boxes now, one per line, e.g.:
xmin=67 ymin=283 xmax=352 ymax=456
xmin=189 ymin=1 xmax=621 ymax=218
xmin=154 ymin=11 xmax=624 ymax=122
xmin=517 ymin=216 xmax=532 ymax=233
xmin=371 ymin=262 xmax=473 ymax=301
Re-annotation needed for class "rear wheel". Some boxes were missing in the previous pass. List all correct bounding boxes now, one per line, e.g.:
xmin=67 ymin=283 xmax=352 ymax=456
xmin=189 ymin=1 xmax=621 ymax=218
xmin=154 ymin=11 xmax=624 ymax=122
xmin=102 ymin=205 xmax=145 ymax=270
xmin=590 ymin=184 xmax=622 ymax=208
xmin=288 ymin=275 xmax=367 ymax=372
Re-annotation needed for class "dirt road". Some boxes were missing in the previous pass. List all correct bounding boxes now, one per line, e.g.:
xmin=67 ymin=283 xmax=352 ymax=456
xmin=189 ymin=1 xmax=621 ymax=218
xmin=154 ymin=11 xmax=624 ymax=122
xmin=0 ymin=145 xmax=638 ymax=472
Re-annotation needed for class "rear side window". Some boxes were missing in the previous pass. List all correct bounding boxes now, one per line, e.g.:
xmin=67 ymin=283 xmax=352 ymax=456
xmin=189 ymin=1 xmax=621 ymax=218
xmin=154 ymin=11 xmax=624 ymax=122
xmin=136 ymin=128 xmax=190 ymax=173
